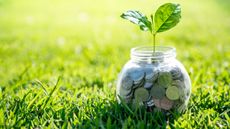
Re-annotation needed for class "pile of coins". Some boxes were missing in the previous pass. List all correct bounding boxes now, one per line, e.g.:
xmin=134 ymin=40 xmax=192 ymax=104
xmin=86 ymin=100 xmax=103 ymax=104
xmin=117 ymin=65 xmax=190 ymax=112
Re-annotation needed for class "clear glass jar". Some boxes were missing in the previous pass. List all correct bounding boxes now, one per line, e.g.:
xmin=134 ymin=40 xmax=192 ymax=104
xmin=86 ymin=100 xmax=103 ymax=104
xmin=116 ymin=46 xmax=191 ymax=113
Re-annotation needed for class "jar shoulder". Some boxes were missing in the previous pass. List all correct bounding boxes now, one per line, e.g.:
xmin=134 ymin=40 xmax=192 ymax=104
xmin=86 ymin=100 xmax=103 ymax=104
xmin=122 ymin=59 xmax=185 ymax=69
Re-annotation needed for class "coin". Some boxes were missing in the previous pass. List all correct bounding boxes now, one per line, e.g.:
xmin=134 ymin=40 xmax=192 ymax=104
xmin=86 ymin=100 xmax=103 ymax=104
xmin=119 ymin=86 xmax=132 ymax=96
xmin=171 ymin=80 xmax=184 ymax=88
xmin=157 ymin=71 xmax=172 ymax=88
xmin=170 ymin=67 xmax=182 ymax=80
xmin=143 ymin=67 xmax=153 ymax=77
xmin=125 ymin=90 xmax=134 ymax=99
xmin=133 ymin=77 xmax=145 ymax=85
xmin=166 ymin=86 xmax=180 ymax=100
xmin=117 ymin=92 xmax=132 ymax=103
xmin=128 ymin=68 xmax=145 ymax=82
xmin=150 ymin=85 xmax=165 ymax=99
xmin=133 ymin=78 xmax=145 ymax=89
xmin=121 ymin=75 xmax=133 ymax=90
xmin=172 ymin=80 xmax=186 ymax=101
xmin=144 ymin=82 xmax=153 ymax=89
xmin=152 ymin=98 xmax=161 ymax=108
xmin=144 ymin=68 xmax=158 ymax=82
xmin=118 ymin=86 xmax=133 ymax=103
xmin=160 ymin=97 xmax=173 ymax=110
xmin=134 ymin=87 xmax=149 ymax=102
xmin=152 ymin=70 xmax=159 ymax=81
xmin=132 ymin=83 xmax=140 ymax=89
xmin=146 ymin=99 xmax=154 ymax=107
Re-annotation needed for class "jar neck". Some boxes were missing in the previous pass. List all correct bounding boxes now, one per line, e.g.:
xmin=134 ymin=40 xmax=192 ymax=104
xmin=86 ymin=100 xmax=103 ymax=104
xmin=130 ymin=46 xmax=176 ymax=63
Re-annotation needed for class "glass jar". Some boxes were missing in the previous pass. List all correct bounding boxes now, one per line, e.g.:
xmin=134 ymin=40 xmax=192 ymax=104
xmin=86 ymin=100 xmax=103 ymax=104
xmin=116 ymin=46 xmax=191 ymax=113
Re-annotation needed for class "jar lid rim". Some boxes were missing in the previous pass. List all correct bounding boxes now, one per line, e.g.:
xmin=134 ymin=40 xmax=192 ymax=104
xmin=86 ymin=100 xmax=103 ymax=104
xmin=131 ymin=46 xmax=176 ymax=60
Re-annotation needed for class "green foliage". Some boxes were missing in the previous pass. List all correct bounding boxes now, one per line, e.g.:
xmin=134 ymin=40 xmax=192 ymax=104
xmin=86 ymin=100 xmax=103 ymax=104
xmin=121 ymin=3 xmax=181 ymax=52
xmin=121 ymin=10 xmax=152 ymax=31
xmin=0 ymin=0 xmax=230 ymax=128
xmin=121 ymin=3 xmax=181 ymax=34
xmin=154 ymin=3 xmax=181 ymax=33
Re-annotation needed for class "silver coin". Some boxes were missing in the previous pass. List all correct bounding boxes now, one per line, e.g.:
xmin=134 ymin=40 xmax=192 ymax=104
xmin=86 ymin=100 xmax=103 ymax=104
xmin=121 ymin=75 xmax=133 ymax=90
xmin=132 ymin=84 xmax=140 ymax=89
xmin=119 ymin=87 xmax=132 ymax=96
xmin=118 ymin=87 xmax=133 ymax=103
xmin=128 ymin=68 xmax=145 ymax=82
xmin=139 ymin=78 xmax=145 ymax=86
xmin=170 ymin=67 xmax=182 ymax=80
xmin=133 ymin=77 xmax=144 ymax=85
xmin=117 ymin=93 xmax=132 ymax=103
xmin=144 ymin=82 xmax=153 ymax=89
xmin=125 ymin=90 xmax=134 ymax=99
xmin=152 ymin=70 xmax=159 ymax=81
xmin=133 ymin=78 xmax=145 ymax=89
xmin=172 ymin=80 xmax=185 ymax=88
xmin=145 ymin=69 xmax=159 ymax=83
xmin=172 ymin=80 xmax=186 ymax=101
xmin=146 ymin=99 xmax=154 ymax=107
xmin=144 ymin=68 xmax=154 ymax=79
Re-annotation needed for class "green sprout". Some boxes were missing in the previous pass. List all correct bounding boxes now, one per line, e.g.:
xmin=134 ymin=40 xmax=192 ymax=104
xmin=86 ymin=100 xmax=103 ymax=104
xmin=121 ymin=3 xmax=181 ymax=53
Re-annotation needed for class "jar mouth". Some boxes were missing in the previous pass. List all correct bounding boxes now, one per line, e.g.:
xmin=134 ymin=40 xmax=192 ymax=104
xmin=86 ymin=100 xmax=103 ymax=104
xmin=131 ymin=46 xmax=176 ymax=62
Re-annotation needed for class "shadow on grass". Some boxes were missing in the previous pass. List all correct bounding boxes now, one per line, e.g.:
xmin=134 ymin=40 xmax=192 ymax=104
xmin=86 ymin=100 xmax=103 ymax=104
xmin=77 ymin=100 xmax=181 ymax=129
xmin=1 ymin=74 xmax=181 ymax=128
xmin=0 ymin=87 xmax=182 ymax=129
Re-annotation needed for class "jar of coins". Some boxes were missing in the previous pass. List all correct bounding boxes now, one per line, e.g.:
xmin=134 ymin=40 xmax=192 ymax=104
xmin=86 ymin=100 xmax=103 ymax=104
xmin=116 ymin=46 xmax=191 ymax=113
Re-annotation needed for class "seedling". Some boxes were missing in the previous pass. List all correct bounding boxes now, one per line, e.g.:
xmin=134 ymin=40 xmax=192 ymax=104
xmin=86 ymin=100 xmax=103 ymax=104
xmin=121 ymin=3 xmax=181 ymax=53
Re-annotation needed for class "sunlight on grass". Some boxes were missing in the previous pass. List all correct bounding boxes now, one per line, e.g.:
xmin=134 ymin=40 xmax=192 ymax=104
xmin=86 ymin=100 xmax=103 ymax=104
xmin=0 ymin=0 xmax=229 ymax=128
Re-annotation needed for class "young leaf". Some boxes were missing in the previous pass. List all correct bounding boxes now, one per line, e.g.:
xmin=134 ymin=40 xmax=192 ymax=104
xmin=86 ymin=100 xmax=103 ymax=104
xmin=154 ymin=3 xmax=181 ymax=33
xmin=121 ymin=10 xmax=152 ymax=31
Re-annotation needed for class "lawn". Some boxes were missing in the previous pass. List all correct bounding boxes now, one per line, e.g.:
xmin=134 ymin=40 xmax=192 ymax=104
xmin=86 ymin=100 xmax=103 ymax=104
xmin=0 ymin=0 xmax=229 ymax=128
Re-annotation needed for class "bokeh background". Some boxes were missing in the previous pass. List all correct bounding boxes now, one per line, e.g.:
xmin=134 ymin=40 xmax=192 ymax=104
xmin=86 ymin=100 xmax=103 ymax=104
xmin=0 ymin=0 xmax=229 ymax=128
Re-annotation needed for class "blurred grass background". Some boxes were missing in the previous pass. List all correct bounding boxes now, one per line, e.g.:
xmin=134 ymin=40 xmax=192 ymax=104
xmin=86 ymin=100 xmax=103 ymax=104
xmin=0 ymin=0 xmax=230 ymax=128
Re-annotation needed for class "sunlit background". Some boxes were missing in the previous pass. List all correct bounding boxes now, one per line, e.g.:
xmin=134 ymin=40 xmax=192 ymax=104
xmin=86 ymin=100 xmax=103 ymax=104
xmin=0 ymin=0 xmax=229 ymax=128
xmin=1 ymin=0 xmax=230 ymax=84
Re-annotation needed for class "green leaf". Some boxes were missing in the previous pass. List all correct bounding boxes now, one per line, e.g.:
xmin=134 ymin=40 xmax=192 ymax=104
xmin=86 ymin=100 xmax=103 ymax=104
xmin=154 ymin=3 xmax=181 ymax=33
xmin=121 ymin=10 xmax=152 ymax=31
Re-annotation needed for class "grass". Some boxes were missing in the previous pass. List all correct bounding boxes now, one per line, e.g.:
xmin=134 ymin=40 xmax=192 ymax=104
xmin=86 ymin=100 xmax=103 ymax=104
xmin=0 ymin=0 xmax=230 ymax=128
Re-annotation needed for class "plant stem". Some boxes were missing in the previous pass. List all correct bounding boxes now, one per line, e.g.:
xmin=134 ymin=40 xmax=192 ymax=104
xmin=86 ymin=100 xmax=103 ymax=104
xmin=150 ymin=14 xmax=155 ymax=54
xmin=152 ymin=34 xmax=156 ymax=53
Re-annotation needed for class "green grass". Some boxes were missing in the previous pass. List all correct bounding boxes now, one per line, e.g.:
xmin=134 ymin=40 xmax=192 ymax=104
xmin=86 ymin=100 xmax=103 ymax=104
xmin=0 ymin=0 xmax=230 ymax=128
